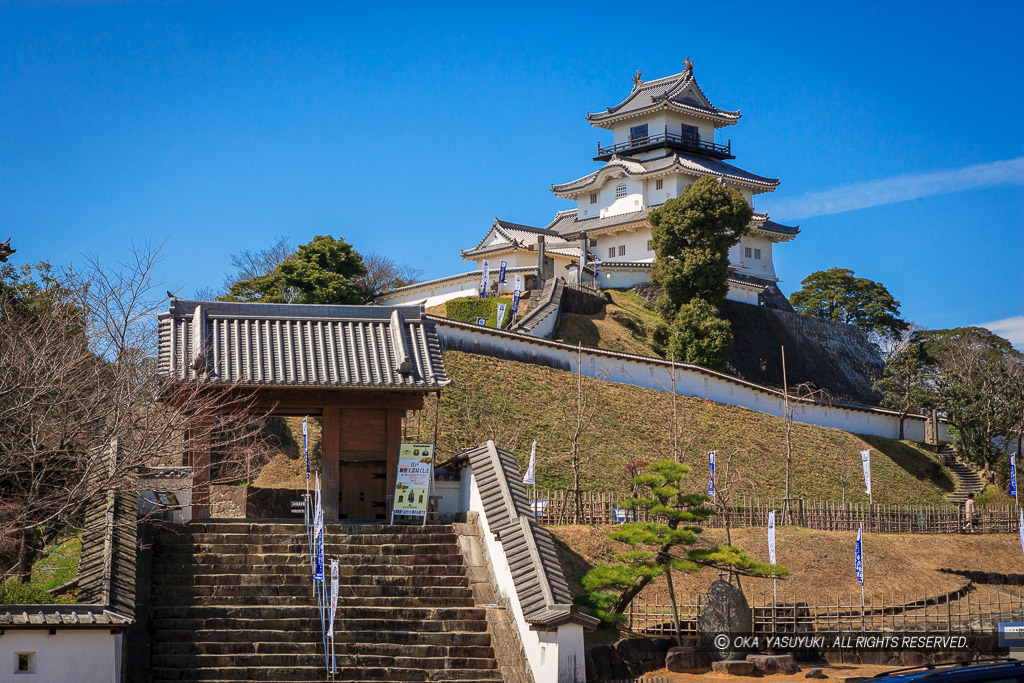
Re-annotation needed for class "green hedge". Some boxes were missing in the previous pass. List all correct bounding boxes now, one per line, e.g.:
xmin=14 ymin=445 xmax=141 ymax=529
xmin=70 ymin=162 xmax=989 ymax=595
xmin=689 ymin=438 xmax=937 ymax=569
xmin=446 ymin=296 xmax=514 ymax=328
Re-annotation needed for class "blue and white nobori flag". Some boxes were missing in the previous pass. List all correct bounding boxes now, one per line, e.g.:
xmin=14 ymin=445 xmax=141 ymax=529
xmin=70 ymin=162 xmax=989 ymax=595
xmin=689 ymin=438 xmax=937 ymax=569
xmin=855 ymin=523 xmax=864 ymax=587
xmin=708 ymin=451 xmax=716 ymax=497
xmin=313 ymin=473 xmax=323 ymax=578
xmin=767 ymin=511 xmax=776 ymax=565
xmin=303 ymin=417 xmax=309 ymax=481
xmin=315 ymin=526 xmax=324 ymax=582
xmin=480 ymin=260 xmax=489 ymax=298
xmin=328 ymin=559 xmax=339 ymax=638
xmin=498 ymin=260 xmax=507 ymax=284
xmin=476 ymin=317 xmax=486 ymax=326
xmin=511 ymin=289 xmax=521 ymax=317
xmin=1018 ymin=509 xmax=1023 ymax=560
xmin=592 ymin=259 xmax=598 ymax=284
xmin=861 ymin=450 xmax=872 ymax=497
xmin=523 ymin=440 xmax=536 ymax=485
xmin=1010 ymin=453 xmax=1017 ymax=499
xmin=495 ymin=303 xmax=507 ymax=329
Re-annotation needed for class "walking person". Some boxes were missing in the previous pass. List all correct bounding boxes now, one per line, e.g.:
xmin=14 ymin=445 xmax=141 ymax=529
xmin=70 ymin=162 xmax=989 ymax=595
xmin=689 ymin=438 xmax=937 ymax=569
xmin=963 ymin=492 xmax=976 ymax=533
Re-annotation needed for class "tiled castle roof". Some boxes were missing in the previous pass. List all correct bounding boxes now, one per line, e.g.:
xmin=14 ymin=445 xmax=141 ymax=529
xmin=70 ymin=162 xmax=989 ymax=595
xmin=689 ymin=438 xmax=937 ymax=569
xmin=551 ymin=152 xmax=779 ymax=196
xmin=462 ymin=218 xmax=575 ymax=259
xmin=445 ymin=442 xmax=599 ymax=630
xmin=157 ymin=300 xmax=449 ymax=390
xmin=587 ymin=66 xmax=741 ymax=127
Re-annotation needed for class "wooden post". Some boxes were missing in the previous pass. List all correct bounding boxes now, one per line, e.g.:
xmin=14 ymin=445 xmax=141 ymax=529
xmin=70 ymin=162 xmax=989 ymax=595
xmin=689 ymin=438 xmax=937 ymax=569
xmin=386 ymin=408 xmax=402 ymax=506
xmin=190 ymin=418 xmax=212 ymax=521
xmin=321 ymin=406 xmax=341 ymax=521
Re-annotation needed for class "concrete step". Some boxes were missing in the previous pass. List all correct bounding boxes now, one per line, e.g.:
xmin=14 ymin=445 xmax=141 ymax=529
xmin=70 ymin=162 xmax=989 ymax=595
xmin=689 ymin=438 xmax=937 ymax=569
xmin=158 ymin=533 xmax=459 ymax=545
xmin=151 ymin=605 xmax=487 ymax=621
xmin=152 ymin=561 xmax=467 ymax=576
xmin=151 ymin=666 xmax=501 ymax=682
xmin=154 ymin=542 xmax=461 ymax=555
xmin=154 ymin=594 xmax=477 ymax=608
xmin=151 ymin=639 xmax=494 ymax=659
xmin=152 ymin=583 xmax=472 ymax=600
xmin=166 ymin=523 xmax=455 ymax=535
xmin=151 ymin=617 xmax=490 ymax=633
xmin=153 ymin=573 xmax=470 ymax=588
xmin=151 ymin=552 xmax=463 ymax=566
xmin=152 ymin=653 xmax=498 ymax=671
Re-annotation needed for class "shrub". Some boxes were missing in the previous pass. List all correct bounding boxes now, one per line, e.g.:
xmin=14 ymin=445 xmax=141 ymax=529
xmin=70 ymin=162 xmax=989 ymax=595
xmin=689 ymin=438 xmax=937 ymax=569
xmin=666 ymin=298 xmax=733 ymax=370
xmin=445 ymin=296 xmax=513 ymax=328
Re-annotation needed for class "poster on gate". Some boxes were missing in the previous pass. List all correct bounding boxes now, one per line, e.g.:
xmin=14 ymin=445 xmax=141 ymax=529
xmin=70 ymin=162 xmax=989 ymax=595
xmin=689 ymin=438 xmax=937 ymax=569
xmin=391 ymin=443 xmax=434 ymax=522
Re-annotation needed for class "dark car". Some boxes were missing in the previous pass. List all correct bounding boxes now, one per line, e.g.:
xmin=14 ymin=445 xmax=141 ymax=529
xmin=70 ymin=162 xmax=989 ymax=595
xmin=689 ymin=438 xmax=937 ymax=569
xmin=870 ymin=659 xmax=1024 ymax=683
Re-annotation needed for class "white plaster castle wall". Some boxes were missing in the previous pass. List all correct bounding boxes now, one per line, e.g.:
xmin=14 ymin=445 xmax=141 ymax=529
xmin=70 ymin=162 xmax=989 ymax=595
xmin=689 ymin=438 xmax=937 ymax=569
xmin=730 ymin=233 xmax=777 ymax=280
xmin=0 ymin=630 xmax=122 ymax=683
xmin=466 ymin=477 xmax=564 ymax=683
xmin=600 ymin=178 xmax=645 ymax=218
xmin=725 ymin=284 xmax=762 ymax=306
xmin=594 ymin=230 xmax=653 ymax=263
xmin=435 ymin=319 xmax=949 ymax=444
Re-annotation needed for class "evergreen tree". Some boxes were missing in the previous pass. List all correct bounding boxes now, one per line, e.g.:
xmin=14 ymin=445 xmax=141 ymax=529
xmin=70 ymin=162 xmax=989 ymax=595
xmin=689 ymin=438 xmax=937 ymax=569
xmin=582 ymin=460 xmax=781 ymax=640
xmin=789 ymin=268 xmax=908 ymax=343
xmin=223 ymin=235 xmax=366 ymax=304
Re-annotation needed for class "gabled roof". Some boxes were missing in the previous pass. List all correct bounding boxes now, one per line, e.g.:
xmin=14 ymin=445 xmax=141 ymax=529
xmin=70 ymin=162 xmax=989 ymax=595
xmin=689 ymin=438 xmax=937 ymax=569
xmin=444 ymin=441 xmax=599 ymax=630
xmin=157 ymin=300 xmax=449 ymax=390
xmin=587 ymin=64 xmax=741 ymax=128
xmin=462 ymin=218 xmax=573 ymax=259
xmin=547 ymin=206 xmax=654 ymax=238
xmin=551 ymin=152 xmax=779 ymax=197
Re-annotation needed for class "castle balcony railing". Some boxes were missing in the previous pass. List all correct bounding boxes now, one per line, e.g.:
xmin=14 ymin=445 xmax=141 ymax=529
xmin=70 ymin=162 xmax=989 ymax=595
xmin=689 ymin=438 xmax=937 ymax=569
xmin=595 ymin=127 xmax=733 ymax=161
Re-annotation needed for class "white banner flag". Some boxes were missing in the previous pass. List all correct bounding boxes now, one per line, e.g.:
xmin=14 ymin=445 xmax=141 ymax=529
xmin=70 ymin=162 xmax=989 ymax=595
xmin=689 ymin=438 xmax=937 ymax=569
xmin=767 ymin=511 xmax=776 ymax=565
xmin=1018 ymin=509 xmax=1023 ymax=561
xmin=495 ymin=303 xmax=507 ymax=328
xmin=328 ymin=559 xmax=339 ymax=637
xmin=861 ymin=450 xmax=872 ymax=497
xmin=523 ymin=440 xmax=536 ymax=485
xmin=480 ymin=260 xmax=489 ymax=297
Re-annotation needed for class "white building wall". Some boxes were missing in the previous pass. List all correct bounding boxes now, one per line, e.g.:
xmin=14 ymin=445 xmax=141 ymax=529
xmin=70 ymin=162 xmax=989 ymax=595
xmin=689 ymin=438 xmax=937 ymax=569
xmin=730 ymin=234 xmax=777 ymax=280
xmin=466 ymin=478 xmax=562 ymax=682
xmin=599 ymin=178 xmax=644 ymax=218
xmin=0 ymin=630 xmax=122 ymax=683
xmin=593 ymin=230 xmax=653 ymax=263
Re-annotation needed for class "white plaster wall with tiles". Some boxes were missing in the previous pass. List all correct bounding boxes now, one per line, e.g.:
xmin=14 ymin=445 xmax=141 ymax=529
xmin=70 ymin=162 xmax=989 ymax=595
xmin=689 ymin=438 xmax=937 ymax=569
xmin=728 ymin=233 xmax=777 ymax=280
xmin=462 ymin=475 xmax=585 ymax=683
xmin=0 ymin=630 xmax=122 ymax=683
xmin=593 ymin=229 xmax=655 ymax=264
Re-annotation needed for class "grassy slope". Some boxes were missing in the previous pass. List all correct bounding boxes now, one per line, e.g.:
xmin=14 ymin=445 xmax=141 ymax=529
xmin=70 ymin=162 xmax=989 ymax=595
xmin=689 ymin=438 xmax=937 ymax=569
xmin=556 ymin=290 xmax=664 ymax=356
xmin=425 ymin=351 xmax=954 ymax=503
xmin=0 ymin=534 xmax=81 ymax=604
xmin=553 ymin=524 xmax=1024 ymax=604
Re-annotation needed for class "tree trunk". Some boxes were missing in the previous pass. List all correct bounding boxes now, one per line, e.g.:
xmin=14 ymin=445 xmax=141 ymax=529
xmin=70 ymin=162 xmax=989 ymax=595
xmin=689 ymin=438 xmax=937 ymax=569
xmin=15 ymin=533 xmax=34 ymax=584
xmin=664 ymin=558 xmax=683 ymax=647
xmin=612 ymin=541 xmax=673 ymax=614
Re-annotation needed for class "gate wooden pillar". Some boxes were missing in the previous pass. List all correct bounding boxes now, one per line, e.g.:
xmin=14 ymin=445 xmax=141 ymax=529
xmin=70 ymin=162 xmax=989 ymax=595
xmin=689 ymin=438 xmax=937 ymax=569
xmin=322 ymin=405 xmax=341 ymax=521
xmin=190 ymin=418 xmax=212 ymax=521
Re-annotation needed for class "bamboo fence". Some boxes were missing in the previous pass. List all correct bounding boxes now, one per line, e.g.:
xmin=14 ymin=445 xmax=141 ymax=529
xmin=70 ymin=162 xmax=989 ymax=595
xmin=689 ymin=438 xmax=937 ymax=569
xmin=529 ymin=489 xmax=1021 ymax=534
xmin=625 ymin=586 xmax=1024 ymax=636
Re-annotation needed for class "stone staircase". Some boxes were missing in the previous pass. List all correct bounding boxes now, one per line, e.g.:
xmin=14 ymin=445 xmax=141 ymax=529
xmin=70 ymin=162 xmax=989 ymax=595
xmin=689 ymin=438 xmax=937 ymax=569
xmin=149 ymin=521 xmax=502 ymax=683
xmin=942 ymin=447 xmax=985 ymax=504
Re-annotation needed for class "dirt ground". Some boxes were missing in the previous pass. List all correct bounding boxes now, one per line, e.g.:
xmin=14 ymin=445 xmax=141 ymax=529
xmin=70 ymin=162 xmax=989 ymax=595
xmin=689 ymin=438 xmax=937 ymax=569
xmin=642 ymin=662 xmax=902 ymax=682
xmin=554 ymin=525 xmax=1024 ymax=605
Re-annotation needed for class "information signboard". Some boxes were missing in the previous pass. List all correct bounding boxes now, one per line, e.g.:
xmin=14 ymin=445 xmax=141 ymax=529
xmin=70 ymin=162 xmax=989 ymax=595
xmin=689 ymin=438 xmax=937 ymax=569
xmin=391 ymin=443 xmax=434 ymax=523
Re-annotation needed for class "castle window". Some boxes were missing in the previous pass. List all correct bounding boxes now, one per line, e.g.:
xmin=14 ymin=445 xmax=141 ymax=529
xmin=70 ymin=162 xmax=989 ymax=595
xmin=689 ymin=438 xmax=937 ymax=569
xmin=615 ymin=183 xmax=627 ymax=199
xmin=589 ymin=192 xmax=598 ymax=204
xmin=608 ymin=247 xmax=615 ymax=258
xmin=629 ymin=124 xmax=648 ymax=141
xmin=647 ymin=239 xmax=653 ymax=251
xmin=754 ymin=248 xmax=762 ymax=260
xmin=744 ymin=247 xmax=752 ymax=258
xmin=655 ymin=179 xmax=664 ymax=191
xmin=681 ymin=124 xmax=699 ymax=141
xmin=618 ymin=245 xmax=626 ymax=256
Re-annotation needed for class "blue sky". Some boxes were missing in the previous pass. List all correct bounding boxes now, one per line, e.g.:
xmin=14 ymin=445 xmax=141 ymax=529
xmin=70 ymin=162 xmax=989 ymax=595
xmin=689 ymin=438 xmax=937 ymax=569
xmin=2 ymin=1 xmax=1022 ymax=343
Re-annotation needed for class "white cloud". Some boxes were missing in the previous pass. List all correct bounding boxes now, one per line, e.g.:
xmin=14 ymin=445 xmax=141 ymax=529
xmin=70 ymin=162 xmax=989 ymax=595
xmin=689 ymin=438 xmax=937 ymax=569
xmin=768 ymin=157 xmax=1024 ymax=221
xmin=979 ymin=315 xmax=1024 ymax=350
